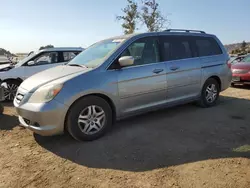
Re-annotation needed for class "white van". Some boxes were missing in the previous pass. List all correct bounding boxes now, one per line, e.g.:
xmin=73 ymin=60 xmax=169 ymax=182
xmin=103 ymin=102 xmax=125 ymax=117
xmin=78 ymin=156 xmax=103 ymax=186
xmin=0 ymin=47 xmax=83 ymax=100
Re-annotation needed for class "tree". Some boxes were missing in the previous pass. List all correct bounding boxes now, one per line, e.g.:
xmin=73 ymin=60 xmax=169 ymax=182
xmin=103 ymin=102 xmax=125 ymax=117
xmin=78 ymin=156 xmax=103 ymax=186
xmin=140 ymin=0 xmax=169 ymax=32
xmin=231 ymin=49 xmax=236 ymax=54
xmin=234 ymin=48 xmax=241 ymax=54
xmin=241 ymin=40 xmax=247 ymax=50
xmin=116 ymin=0 xmax=140 ymax=34
xmin=39 ymin=44 xmax=54 ymax=50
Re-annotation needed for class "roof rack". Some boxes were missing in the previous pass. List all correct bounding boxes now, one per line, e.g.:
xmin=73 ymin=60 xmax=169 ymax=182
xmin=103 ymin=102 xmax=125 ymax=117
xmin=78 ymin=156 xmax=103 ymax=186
xmin=164 ymin=29 xmax=206 ymax=34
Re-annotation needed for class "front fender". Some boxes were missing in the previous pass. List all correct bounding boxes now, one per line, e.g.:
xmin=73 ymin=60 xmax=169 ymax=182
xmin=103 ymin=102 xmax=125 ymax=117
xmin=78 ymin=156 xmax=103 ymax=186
xmin=0 ymin=67 xmax=24 ymax=81
xmin=54 ymin=70 xmax=121 ymax=118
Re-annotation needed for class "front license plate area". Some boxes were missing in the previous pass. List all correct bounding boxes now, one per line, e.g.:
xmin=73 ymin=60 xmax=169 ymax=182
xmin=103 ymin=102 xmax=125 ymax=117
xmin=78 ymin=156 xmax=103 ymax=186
xmin=232 ymin=76 xmax=240 ymax=82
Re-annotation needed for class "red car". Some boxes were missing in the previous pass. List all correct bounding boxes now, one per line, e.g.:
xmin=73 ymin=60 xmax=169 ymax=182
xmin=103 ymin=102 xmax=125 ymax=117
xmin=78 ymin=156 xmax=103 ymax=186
xmin=231 ymin=54 xmax=250 ymax=85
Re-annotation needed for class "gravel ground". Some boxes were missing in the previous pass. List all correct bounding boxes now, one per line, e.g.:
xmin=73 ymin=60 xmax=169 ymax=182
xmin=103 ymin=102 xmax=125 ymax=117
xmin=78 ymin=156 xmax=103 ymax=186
xmin=0 ymin=86 xmax=250 ymax=188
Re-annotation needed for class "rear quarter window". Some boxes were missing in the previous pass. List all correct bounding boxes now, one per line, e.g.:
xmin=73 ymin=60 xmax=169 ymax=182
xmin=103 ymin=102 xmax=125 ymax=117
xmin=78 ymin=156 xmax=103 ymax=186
xmin=195 ymin=37 xmax=222 ymax=57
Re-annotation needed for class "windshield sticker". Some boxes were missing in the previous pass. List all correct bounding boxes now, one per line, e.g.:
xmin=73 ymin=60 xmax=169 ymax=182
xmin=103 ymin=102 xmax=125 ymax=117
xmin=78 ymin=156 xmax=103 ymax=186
xmin=112 ymin=39 xmax=125 ymax=43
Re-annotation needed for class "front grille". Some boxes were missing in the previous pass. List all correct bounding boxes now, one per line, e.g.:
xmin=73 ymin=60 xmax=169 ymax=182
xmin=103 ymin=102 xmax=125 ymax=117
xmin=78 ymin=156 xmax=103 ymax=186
xmin=232 ymin=69 xmax=249 ymax=74
xmin=23 ymin=118 xmax=40 ymax=127
xmin=23 ymin=118 xmax=31 ymax=125
xmin=15 ymin=93 xmax=24 ymax=104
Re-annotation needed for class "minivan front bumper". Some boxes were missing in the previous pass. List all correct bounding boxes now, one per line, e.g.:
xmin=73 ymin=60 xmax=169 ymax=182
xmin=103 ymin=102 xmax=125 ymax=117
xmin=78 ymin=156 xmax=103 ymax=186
xmin=15 ymin=99 xmax=68 ymax=136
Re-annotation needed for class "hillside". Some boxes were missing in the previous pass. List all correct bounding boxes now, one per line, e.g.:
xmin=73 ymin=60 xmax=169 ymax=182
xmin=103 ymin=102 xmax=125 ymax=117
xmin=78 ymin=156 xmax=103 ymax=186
xmin=224 ymin=42 xmax=250 ymax=53
xmin=0 ymin=48 xmax=14 ymax=56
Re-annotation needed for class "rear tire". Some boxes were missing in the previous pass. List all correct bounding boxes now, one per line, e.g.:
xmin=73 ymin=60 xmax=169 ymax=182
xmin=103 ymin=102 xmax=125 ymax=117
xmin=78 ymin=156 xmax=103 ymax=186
xmin=4 ymin=80 xmax=21 ymax=101
xmin=66 ymin=96 xmax=113 ymax=141
xmin=198 ymin=78 xmax=220 ymax=108
xmin=231 ymin=83 xmax=235 ymax=87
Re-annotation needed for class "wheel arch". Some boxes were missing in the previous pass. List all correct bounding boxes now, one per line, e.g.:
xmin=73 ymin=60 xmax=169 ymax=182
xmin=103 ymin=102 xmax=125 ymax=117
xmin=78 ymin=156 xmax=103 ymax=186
xmin=64 ymin=93 xmax=117 ymax=131
xmin=3 ymin=77 xmax=23 ymax=84
xmin=207 ymin=75 xmax=221 ymax=91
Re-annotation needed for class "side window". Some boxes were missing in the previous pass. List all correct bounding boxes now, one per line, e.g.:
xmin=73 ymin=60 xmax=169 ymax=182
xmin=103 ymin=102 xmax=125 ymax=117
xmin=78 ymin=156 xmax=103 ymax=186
xmin=196 ymin=37 xmax=222 ymax=57
xmin=32 ymin=52 xmax=58 ymax=66
xmin=161 ymin=36 xmax=192 ymax=61
xmin=171 ymin=39 xmax=192 ymax=60
xmin=120 ymin=37 xmax=160 ymax=66
xmin=63 ymin=51 xmax=80 ymax=62
xmin=161 ymin=37 xmax=171 ymax=61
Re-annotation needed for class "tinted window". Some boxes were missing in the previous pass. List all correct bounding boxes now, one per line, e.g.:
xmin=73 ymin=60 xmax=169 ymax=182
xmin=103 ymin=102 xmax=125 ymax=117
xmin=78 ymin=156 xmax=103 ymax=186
xmin=32 ymin=52 xmax=58 ymax=66
xmin=171 ymin=40 xmax=192 ymax=60
xmin=161 ymin=40 xmax=171 ymax=61
xmin=161 ymin=36 xmax=193 ymax=61
xmin=195 ymin=37 xmax=222 ymax=57
xmin=120 ymin=37 xmax=160 ymax=66
xmin=63 ymin=51 xmax=80 ymax=62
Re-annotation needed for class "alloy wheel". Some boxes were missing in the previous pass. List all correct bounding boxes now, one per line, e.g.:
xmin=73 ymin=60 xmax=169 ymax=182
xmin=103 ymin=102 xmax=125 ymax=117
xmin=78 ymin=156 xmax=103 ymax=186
xmin=205 ymin=84 xmax=217 ymax=103
xmin=4 ymin=83 xmax=18 ymax=101
xmin=78 ymin=105 xmax=106 ymax=135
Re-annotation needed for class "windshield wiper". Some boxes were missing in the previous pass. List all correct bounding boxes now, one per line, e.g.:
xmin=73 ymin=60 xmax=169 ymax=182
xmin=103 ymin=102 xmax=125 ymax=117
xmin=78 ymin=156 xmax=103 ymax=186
xmin=67 ymin=64 xmax=88 ymax=68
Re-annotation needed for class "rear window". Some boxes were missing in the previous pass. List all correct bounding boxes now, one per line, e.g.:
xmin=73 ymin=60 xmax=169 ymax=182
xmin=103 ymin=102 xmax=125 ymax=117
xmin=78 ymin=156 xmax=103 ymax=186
xmin=195 ymin=37 xmax=222 ymax=57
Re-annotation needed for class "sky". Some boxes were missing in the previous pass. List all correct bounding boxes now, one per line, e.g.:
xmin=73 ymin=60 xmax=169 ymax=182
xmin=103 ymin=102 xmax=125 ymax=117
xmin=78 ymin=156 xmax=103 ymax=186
xmin=1 ymin=0 xmax=250 ymax=53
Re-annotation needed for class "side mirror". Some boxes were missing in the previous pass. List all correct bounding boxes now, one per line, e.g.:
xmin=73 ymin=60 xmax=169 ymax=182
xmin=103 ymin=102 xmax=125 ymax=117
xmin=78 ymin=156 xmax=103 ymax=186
xmin=118 ymin=56 xmax=134 ymax=67
xmin=27 ymin=61 xmax=35 ymax=66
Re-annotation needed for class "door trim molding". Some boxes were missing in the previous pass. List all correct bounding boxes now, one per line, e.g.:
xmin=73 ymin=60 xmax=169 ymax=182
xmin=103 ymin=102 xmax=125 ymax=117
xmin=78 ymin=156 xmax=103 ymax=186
xmin=119 ymin=87 xmax=166 ymax=99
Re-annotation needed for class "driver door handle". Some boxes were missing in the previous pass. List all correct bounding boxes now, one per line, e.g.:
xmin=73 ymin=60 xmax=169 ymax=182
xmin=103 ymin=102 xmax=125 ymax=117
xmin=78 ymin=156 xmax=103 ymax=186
xmin=153 ymin=69 xmax=164 ymax=74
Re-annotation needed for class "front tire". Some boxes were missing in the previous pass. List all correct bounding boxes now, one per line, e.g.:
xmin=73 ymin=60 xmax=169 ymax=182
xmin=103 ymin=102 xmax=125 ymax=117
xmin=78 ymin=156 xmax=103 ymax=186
xmin=66 ymin=96 xmax=113 ymax=141
xmin=0 ymin=104 xmax=3 ymax=114
xmin=4 ymin=80 xmax=21 ymax=101
xmin=198 ymin=78 xmax=220 ymax=108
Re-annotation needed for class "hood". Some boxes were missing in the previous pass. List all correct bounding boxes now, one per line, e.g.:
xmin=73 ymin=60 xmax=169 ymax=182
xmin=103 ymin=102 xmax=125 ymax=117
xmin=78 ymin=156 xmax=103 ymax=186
xmin=231 ymin=62 xmax=250 ymax=70
xmin=0 ymin=63 xmax=12 ymax=71
xmin=20 ymin=65 xmax=91 ymax=92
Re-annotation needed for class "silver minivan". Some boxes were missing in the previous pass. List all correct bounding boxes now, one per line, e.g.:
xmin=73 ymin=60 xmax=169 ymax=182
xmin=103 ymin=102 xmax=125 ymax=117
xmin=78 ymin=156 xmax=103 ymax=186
xmin=14 ymin=29 xmax=232 ymax=141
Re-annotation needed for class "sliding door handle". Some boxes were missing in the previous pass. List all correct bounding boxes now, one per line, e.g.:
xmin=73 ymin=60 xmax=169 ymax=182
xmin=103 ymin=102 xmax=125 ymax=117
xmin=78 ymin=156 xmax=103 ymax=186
xmin=153 ymin=69 xmax=164 ymax=74
xmin=170 ymin=66 xmax=180 ymax=71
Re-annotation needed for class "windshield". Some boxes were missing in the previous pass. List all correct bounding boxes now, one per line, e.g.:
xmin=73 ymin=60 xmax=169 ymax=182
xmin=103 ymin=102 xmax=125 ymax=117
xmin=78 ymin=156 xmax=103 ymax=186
xmin=242 ymin=55 xmax=250 ymax=63
xmin=229 ymin=57 xmax=237 ymax=63
xmin=68 ymin=39 xmax=124 ymax=68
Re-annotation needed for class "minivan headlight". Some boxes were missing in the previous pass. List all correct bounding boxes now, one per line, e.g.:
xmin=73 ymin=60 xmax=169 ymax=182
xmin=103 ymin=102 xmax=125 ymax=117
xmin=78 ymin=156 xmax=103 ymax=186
xmin=28 ymin=83 xmax=63 ymax=103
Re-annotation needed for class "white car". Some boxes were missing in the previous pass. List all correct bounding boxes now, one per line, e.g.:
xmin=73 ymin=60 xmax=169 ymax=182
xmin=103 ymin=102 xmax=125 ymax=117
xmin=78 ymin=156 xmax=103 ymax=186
xmin=0 ymin=55 xmax=12 ymax=65
xmin=0 ymin=47 xmax=83 ymax=100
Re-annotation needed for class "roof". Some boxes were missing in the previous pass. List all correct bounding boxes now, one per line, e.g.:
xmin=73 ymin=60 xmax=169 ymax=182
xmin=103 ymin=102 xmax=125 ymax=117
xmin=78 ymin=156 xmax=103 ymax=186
xmin=102 ymin=29 xmax=213 ymax=42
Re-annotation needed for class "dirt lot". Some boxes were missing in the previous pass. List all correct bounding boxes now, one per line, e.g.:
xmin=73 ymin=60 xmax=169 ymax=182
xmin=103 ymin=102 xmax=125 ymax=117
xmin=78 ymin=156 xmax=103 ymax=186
xmin=0 ymin=86 xmax=250 ymax=188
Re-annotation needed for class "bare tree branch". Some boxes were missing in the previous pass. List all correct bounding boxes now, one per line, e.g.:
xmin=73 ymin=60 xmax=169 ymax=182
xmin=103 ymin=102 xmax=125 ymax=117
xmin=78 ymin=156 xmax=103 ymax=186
xmin=141 ymin=0 xmax=169 ymax=32
xmin=116 ymin=0 xmax=140 ymax=34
